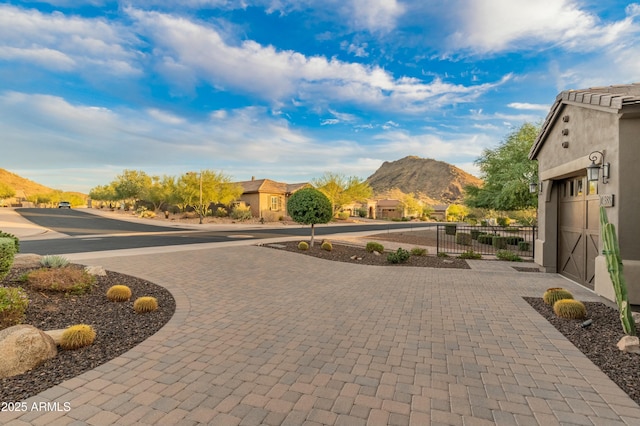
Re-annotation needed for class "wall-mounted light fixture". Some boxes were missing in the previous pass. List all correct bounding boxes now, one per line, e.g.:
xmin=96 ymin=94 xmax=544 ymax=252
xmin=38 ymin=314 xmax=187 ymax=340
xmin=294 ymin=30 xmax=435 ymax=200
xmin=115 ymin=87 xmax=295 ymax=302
xmin=586 ymin=151 xmax=610 ymax=184
xmin=529 ymin=181 xmax=538 ymax=193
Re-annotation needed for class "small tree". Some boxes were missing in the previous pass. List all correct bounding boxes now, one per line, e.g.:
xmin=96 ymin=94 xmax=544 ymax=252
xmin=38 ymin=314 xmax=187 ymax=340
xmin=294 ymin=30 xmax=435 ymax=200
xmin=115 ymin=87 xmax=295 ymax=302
xmin=313 ymin=172 xmax=373 ymax=215
xmin=287 ymin=188 xmax=333 ymax=247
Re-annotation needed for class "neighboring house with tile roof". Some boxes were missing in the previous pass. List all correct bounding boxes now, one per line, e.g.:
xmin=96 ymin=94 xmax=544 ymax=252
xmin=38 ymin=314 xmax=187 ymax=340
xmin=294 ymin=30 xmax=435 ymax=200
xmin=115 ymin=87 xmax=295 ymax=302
xmin=235 ymin=177 xmax=311 ymax=219
xmin=529 ymin=83 xmax=640 ymax=303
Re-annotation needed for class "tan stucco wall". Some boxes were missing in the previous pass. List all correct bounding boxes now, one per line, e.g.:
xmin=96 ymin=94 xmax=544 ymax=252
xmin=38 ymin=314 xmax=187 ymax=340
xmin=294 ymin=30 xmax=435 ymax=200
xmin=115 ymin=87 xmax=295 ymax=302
xmin=535 ymin=103 xmax=640 ymax=303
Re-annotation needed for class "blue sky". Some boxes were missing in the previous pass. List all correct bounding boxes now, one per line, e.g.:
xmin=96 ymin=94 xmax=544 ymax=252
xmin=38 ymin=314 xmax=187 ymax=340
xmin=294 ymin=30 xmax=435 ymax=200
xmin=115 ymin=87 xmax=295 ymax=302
xmin=1 ymin=0 xmax=639 ymax=193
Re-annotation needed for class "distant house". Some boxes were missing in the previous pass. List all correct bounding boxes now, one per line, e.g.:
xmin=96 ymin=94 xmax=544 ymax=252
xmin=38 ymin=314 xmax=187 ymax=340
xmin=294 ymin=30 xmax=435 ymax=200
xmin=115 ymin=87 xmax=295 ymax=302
xmin=430 ymin=205 xmax=449 ymax=221
xmin=341 ymin=200 xmax=377 ymax=219
xmin=529 ymin=83 xmax=640 ymax=303
xmin=235 ymin=178 xmax=310 ymax=219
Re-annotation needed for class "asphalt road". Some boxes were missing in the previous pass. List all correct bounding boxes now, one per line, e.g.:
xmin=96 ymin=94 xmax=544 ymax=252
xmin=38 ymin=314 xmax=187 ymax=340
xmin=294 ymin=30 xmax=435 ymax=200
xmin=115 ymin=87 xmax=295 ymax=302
xmin=17 ymin=208 xmax=436 ymax=255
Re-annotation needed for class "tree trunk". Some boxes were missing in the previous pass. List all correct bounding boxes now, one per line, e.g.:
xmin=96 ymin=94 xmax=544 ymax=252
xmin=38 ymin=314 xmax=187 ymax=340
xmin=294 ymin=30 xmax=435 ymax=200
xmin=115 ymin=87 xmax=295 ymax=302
xmin=310 ymin=224 xmax=315 ymax=247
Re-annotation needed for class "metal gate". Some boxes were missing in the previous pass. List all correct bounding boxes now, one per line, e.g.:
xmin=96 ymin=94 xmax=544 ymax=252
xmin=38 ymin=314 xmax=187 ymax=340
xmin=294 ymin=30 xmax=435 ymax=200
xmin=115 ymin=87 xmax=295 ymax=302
xmin=557 ymin=176 xmax=599 ymax=289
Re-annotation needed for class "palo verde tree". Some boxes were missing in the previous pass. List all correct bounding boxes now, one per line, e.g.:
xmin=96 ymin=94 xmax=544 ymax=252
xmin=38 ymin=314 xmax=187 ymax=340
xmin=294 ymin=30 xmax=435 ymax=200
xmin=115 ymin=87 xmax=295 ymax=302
xmin=313 ymin=172 xmax=373 ymax=215
xmin=176 ymin=170 xmax=243 ymax=224
xmin=113 ymin=169 xmax=152 ymax=208
xmin=286 ymin=187 xmax=333 ymax=247
xmin=464 ymin=122 xmax=540 ymax=211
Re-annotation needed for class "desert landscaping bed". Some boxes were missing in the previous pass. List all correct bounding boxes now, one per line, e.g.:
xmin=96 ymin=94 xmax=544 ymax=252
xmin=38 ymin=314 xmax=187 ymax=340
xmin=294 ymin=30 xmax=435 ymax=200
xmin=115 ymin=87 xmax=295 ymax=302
xmin=524 ymin=297 xmax=640 ymax=405
xmin=0 ymin=266 xmax=175 ymax=402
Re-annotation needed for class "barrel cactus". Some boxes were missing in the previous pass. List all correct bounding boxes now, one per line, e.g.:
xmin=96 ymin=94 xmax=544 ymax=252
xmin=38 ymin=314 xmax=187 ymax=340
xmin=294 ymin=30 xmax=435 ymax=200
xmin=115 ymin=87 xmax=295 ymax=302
xmin=106 ymin=285 xmax=132 ymax=302
xmin=60 ymin=324 xmax=96 ymax=350
xmin=553 ymin=299 xmax=587 ymax=319
xmin=543 ymin=288 xmax=573 ymax=306
xmin=134 ymin=296 xmax=158 ymax=313
xmin=297 ymin=241 xmax=309 ymax=251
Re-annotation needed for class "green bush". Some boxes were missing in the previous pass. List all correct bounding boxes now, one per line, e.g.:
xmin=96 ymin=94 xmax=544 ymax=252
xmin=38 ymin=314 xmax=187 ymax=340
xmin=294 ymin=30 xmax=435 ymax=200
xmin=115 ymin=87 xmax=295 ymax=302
xmin=357 ymin=208 xmax=367 ymax=218
xmin=518 ymin=241 xmax=530 ymax=251
xmin=0 ymin=237 xmax=16 ymax=280
xmin=504 ymin=236 xmax=524 ymax=245
xmin=470 ymin=229 xmax=482 ymax=240
xmin=337 ymin=211 xmax=349 ymax=220
xmin=0 ymin=286 xmax=29 ymax=330
xmin=365 ymin=242 xmax=384 ymax=253
xmin=458 ymin=250 xmax=482 ymax=259
xmin=230 ymin=206 xmax=253 ymax=221
xmin=387 ymin=248 xmax=411 ymax=264
xmin=437 ymin=252 xmax=450 ymax=257
xmin=444 ymin=224 xmax=457 ymax=235
xmin=410 ymin=247 xmax=427 ymax=256
xmin=0 ymin=231 xmax=19 ymax=253
xmin=455 ymin=232 xmax=472 ymax=245
xmin=496 ymin=250 xmax=522 ymax=262
xmin=492 ymin=236 xmax=508 ymax=250
xmin=477 ymin=234 xmax=494 ymax=244
xmin=40 ymin=255 xmax=70 ymax=268
xmin=497 ymin=217 xmax=511 ymax=227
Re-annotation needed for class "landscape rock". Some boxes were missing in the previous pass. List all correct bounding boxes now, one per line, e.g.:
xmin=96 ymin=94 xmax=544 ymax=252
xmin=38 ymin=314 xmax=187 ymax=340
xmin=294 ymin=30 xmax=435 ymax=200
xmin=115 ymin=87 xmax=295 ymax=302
xmin=633 ymin=312 xmax=640 ymax=325
xmin=0 ymin=324 xmax=57 ymax=378
xmin=373 ymin=251 xmax=381 ymax=256
xmin=12 ymin=253 xmax=43 ymax=269
xmin=617 ymin=335 xmax=640 ymax=354
xmin=44 ymin=329 xmax=66 ymax=345
xmin=85 ymin=265 xmax=107 ymax=276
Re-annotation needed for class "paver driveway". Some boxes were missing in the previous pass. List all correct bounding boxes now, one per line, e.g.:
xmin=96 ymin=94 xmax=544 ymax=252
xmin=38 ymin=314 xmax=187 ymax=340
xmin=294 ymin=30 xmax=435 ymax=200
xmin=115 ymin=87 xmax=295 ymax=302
xmin=3 ymin=245 xmax=640 ymax=425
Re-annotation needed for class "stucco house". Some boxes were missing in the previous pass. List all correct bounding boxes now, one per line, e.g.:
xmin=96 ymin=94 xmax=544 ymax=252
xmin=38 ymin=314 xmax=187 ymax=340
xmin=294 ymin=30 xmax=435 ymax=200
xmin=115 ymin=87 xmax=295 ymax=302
xmin=235 ymin=178 xmax=310 ymax=219
xmin=529 ymin=83 xmax=640 ymax=303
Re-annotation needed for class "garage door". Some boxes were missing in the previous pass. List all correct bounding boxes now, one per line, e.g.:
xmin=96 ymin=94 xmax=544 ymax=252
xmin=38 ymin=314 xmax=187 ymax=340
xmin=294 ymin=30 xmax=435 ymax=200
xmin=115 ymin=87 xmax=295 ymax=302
xmin=557 ymin=176 xmax=599 ymax=289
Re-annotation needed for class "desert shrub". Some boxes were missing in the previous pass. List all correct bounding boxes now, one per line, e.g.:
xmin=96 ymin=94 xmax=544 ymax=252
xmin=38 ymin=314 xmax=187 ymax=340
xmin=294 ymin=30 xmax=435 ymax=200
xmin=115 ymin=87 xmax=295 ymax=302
xmin=106 ymin=285 xmax=132 ymax=302
xmin=365 ymin=242 xmax=384 ymax=253
xmin=40 ymin=255 xmax=70 ymax=269
xmin=0 ymin=286 xmax=29 ymax=330
xmin=357 ymin=208 xmax=368 ymax=218
xmin=497 ymin=217 xmax=511 ymax=227
xmin=437 ymin=252 xmax=449 ymax=257
xmin=492 ymin=236 xmax=508 ymax=250
xmin=337 ymin=211 xmax=350 ymax=220
xmin=553 ymin=299 xmax=586 ymax=319
xmin=321 ymin=241 xmax=333 ymax=251
xmin=140 ymin=210 xmax=156 ymax=218
xmin=518 ymin=241 xmax=530 ymax=251
xmin=543 ymin=288 xmax=573 ymax=306
xmin=496 ymin=250 xmax=522 ymax=262
xmin=26 ymin=267 xmax=95 ymax=294
xmin=458 ymin=250 xmax=482 ymax=259
xmin=410 ymin=247 xmax=427 ymax=256
xmin=60 ymin=324 xmax=96 ymax=350
xmin=504 ymin=236 xmax=524 ymax=245
xmin=297 ymin=241 xmax=309 ymax=250
xmin=215 ymin=207 xmax=228 ymax=217
xmin=0 ymin=238 xmax=16 ymax=280
xmin=387 ymin=248 xmax=411 ymax=264
xmin=230 ymin=206 xmax=252 ymax=221
xmin=134 ymin=296 xmax=158 ymax=313
xmin=455 ymin=232 xmax=472 ymax=245
xmin=0 ymin=231 xmax=19 ymax=252
xmin=444 ymin=225 xmax=457 ymax=235
xmin=470 ymin=230 xmax=482 ymax=240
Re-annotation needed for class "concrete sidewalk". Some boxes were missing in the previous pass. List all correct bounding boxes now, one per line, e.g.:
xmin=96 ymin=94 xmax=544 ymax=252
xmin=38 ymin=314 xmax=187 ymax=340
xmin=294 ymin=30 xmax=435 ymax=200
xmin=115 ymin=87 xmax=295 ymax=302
xmin=2 ymin=244 xmax=639 ymax=425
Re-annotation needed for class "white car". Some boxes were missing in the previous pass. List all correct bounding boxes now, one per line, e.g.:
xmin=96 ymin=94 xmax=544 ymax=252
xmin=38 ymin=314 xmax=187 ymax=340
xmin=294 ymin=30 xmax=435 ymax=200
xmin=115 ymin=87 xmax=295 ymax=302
xmin=58 ymin=201 xmax=71 ymax=208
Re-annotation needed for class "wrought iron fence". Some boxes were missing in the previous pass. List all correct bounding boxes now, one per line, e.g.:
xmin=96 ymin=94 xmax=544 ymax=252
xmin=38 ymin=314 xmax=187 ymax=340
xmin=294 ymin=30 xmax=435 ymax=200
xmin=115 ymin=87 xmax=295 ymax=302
xmin=436 ymin=224 xmax=536 ymax=258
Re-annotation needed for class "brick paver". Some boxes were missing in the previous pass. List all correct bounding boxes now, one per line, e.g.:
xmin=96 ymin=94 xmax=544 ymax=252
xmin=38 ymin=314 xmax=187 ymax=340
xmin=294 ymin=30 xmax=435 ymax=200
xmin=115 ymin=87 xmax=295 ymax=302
xmin=2 ymin=243 xmax=640 ymax=425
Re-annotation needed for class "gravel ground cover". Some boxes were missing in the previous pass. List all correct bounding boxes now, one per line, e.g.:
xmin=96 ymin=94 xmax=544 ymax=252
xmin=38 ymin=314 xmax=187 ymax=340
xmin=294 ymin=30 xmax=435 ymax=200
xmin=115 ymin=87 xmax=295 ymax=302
xmin=264 ymin=240 xmax=470 ymax=269
xmin=524 ymin=297 xmax=640 ymax=405
xmin=0 ymin=266 xmax=175 ymax=402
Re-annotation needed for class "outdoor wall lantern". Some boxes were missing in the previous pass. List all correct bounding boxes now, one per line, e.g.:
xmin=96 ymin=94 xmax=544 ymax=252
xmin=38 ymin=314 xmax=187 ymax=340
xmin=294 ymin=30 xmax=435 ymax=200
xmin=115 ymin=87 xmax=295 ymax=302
xmin=529 ymin=181 xmax=538 ymax=193
xmin=586 ymin=151 xmax=610 ymax=184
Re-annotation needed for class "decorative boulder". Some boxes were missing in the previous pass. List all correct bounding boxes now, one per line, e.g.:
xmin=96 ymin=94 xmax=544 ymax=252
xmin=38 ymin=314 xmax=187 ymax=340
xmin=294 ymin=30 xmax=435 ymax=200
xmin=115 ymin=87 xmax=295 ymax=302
xmin=85 ymin=265 xmax=107 ymax=276
xmin=617 ymin=336 xmax=640 ymax=354
xmin=44 ymin=329 xmax=66 ymax=345
xmin=12 ymin=254 xmax=43 ymax=269
xmin=0 ymin=325 xmax=57 ymax=378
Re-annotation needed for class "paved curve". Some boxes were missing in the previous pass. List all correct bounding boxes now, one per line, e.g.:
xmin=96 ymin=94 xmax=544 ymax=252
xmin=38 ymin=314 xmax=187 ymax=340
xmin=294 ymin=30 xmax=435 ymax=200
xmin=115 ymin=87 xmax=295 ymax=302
xmin=2 ymin=244 xmax=640 ymax=425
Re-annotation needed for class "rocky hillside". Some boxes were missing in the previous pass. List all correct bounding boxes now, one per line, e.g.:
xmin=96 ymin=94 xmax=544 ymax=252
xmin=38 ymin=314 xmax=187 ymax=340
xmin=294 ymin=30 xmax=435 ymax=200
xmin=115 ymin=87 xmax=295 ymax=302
xmin=366 ymin=156 xmax=482 ymax=204
xmin=0 ymin=168 xmax=54 ymax=196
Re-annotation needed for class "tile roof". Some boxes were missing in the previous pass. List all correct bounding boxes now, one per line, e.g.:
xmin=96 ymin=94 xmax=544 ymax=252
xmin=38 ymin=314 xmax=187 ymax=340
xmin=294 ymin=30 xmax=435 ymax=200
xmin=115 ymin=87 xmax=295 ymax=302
xmin=529 ymin=83 xmax=640 ymax=159
xmin=236 ymin=178 xmax=310 ymax=194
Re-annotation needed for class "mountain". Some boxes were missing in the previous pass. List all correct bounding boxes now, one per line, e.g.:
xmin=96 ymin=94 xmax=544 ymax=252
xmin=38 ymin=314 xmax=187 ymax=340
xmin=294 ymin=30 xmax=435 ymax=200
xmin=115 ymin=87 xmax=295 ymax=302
xmin=365 ymin=156 xmax=482 ymax=204
xmin=0 ymin=168 xmax=55 ymax=197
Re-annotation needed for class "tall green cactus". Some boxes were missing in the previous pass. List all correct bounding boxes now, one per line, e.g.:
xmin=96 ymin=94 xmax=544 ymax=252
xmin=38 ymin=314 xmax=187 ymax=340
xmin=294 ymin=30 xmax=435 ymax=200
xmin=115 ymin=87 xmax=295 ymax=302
xmin=600 ymin=207 xmax=636 ymax=336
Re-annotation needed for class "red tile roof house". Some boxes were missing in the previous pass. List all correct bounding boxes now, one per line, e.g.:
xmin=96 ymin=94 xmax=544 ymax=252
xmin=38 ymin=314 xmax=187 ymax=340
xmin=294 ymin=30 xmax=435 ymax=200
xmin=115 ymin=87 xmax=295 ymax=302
xmin=529 ymin=83 xmax=640 ymax=303
xmin=235 ymin=178 xmax=311 ymax=220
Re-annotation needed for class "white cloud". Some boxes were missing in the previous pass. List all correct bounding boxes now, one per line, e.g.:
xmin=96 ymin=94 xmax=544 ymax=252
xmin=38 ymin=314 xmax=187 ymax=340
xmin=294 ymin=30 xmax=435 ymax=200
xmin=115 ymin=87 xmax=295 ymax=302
xmin=128 ymin=8 xmax=506 ymax=113
xmin=448 ymin=0 xmax=640 ymax=54
xmin=0 ymin=5 xmax=141 ymax=76
xmin=508 ymin=102 xmax=550 ymax=111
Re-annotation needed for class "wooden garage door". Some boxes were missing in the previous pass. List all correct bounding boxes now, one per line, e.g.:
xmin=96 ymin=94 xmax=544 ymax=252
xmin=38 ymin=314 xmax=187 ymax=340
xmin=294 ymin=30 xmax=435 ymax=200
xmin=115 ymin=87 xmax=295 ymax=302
xmin=558 ymin=176 xmax=599 ymax=289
